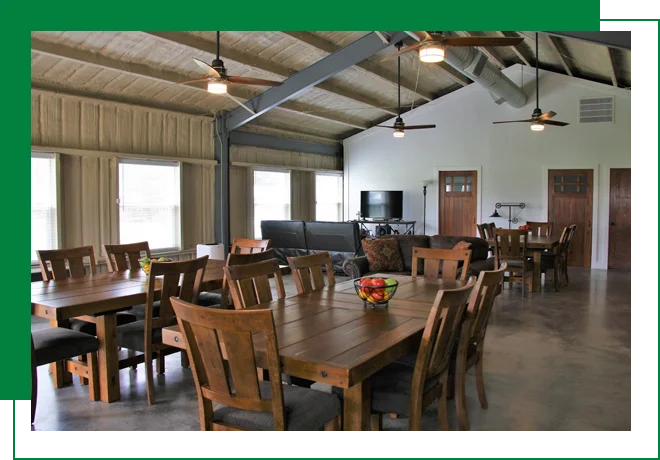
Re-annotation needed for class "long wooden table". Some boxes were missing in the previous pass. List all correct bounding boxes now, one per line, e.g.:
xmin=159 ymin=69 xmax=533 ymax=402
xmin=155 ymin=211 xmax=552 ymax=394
xmin=30 ymin=259 xmax=225 ymax=402
xmin=162 ymin=274 xmax=466 ymax=430
xmin=487 ymin=235 xmax=560 ymax=292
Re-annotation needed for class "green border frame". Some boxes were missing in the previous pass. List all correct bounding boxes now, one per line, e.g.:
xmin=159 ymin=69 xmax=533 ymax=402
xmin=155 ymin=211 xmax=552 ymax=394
xmin=5 ymin=0 xmax=640 ymax=452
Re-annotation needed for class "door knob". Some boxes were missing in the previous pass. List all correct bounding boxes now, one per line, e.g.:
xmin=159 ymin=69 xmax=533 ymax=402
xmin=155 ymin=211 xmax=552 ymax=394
xmin=610 ymin=222 xmax=615 ymax=226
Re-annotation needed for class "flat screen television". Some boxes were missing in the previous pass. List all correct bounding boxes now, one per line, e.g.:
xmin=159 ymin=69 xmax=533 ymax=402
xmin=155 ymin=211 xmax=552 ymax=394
xmin=360 ymin=191 xmax=403 ymax=220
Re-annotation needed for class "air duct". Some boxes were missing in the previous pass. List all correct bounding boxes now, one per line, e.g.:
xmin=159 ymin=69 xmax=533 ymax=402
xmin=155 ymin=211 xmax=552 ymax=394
xmin=444 ymin=47 xmax=527 ymax=108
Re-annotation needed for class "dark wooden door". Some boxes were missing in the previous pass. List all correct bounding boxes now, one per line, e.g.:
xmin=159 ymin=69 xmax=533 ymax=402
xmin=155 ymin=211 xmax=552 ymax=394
xmin=438 ymin=170 xmax=477 ymax=237
xmin=608 ymin=168 xmax=631 ymax=269
xmin=548 ymin=169 xmax=593 ymax=267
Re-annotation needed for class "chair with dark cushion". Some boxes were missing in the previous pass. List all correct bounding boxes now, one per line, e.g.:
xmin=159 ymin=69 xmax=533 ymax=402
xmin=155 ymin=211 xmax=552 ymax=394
xmin=525 ymin=221 xmax=553 ymax=237
xmin=224 ymin=259 xmax=286 ymax=310
xmin=231 ymin=237 xmax=270 ymax=254
xmin=411 ymin=247 xmax=472 ymax=281
xmin=103 ymin=241 xmax=151 ymax=272
xmin=170 ymin=298 xmax=341 ymax=430
xmin=494 ymin=229 xmax=532 ymax=296
xmin=370 ymin=280 xmax=476 ymax=431
xmin=541 ymin=227 xmax=570 ymax=291
xmin=32 ymin=328 xmax=100 ymax=423
xmin=116 ymin=256 xmax=209 ymax=404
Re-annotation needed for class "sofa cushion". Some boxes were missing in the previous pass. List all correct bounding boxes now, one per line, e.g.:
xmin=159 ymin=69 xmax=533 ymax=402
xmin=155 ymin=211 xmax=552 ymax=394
xmin=430 ymin=236 xmax=489 ymax=262
xmin=468 ymin=257 xmax=496 ymax=275
xmin=362 ymin=238 xmax=404 ymax=272
xmin=383 ymin=235 xmax=430 ymax=273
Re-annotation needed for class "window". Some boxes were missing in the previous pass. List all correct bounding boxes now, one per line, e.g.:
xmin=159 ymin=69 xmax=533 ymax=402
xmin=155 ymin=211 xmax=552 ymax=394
xmin=31 ymin=153 xmax=58 ymax=261
xmin=253 ymin=170 xmax=290 ymax=238
xmin=118 ymin=160 xmax=181 ymax=250
xmin=315 ymin=173 xmax=343 ymax=222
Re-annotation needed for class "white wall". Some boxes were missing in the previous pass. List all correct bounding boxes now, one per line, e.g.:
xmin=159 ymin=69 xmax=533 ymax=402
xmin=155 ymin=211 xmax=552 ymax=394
xmin=344 ymin=65 xmax=631 ymax=269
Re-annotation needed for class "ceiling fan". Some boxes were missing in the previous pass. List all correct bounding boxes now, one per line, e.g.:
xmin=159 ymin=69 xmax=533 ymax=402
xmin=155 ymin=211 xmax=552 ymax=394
xmin=381 ymin=31 xmax=524 ymax=63
xmin=375 ymin=44 xmax=436 ymax=138
xmin=178 ymin=32 xmax=283 ymax=112
xmin=492 ymin=32 xmax=569 ymax=131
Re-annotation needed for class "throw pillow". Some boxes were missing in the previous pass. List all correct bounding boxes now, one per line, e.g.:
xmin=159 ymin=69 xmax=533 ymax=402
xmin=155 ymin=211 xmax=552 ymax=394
xmin=452 ymin=241 xmax=472 ymax=250
xmin=362 ymin=238 xmax=405 ymax=272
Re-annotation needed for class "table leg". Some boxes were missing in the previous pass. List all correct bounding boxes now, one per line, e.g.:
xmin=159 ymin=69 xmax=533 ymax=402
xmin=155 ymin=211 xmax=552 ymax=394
xmin=49 ymin=320 xmax=72 ymax=388
xmin=532 ymin=251 xmax=542 ymax=293
xmin=343 ymin=380 xmax=372 ymax=431
xmin=96 ymin=314 xmax=120 ymax=402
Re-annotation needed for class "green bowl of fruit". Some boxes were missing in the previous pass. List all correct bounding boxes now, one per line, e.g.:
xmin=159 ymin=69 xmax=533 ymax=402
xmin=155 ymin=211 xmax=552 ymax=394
xmin=139 ymin=256 xmax=172 ymax=275
xmin=354 ymin=277 xmax=398 ymax=307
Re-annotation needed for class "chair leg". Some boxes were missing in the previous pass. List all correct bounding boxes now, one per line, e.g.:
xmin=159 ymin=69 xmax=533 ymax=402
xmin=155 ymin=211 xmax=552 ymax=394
xmin=437 ymin=376 xmax=449 ymax=431
xmin=455 ymin=350 xmax=469 ymax=431
xmin=145 ymin=351 xmax=155 ymax=405
xmin=78 ymin=355 xmax=88 ymax=385
xmin=180 ymin=351 xmax=190 ymax=369
xmin=553 ymin=263 xmax=559 ymax=292
xmin=370 ymin=413 xmax=383 ymax=431
xmin=87 ymin=352 xmax=100 ymax=401
xmin=475 ymin=344 xmax=488 ymax=410
xmin=156 ymin=352 xmax=165 ymax=375
xmin=325 ymin=416 xmax=341 ymax=431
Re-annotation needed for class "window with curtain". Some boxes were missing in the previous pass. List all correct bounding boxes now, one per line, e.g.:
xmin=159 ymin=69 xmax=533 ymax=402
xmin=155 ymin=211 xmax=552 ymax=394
xmin=118 ymin=160 xmax=181 ymax=251
xmin=254 ymin=169 xmax=291 ymax=238
xmin=31 ymin=153 xmax=58 ymax=261
xmin=315 ymin=173 xmax=343 ymax=222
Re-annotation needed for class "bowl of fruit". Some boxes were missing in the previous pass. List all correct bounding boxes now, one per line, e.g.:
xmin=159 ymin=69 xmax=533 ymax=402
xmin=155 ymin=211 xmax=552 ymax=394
xmin=139 ymin=256 xmax=173 ymax=276
xmin=354 ymin=277 xmax=399 ymax=308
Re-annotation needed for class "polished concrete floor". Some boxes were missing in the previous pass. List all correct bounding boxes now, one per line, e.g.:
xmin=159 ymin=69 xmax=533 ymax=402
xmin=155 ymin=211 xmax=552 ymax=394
xmin=31 ymin=268 xmax=631 ymax=430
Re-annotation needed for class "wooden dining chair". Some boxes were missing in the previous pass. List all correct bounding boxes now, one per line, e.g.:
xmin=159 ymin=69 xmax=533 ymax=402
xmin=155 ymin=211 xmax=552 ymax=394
xmin=476 ymin=223 xmax=488 ymax=240
xmin=37 ymin=245 xmax=97 ymax=280
xmin=198 ymin=249 xmax=278 ymax=309
xmin=494 ymin=229 xmax=532 ymax=297
xmin=32 ymin=328 xmax=100 ymax=423
xmin=452 ymin=262 xmax=507 ymax=431
xmin=370 ymin=280 xmax=476 ymax=431
xmin=564 ymin=225 xmax=578 ymax=286
xmin=541 ymin=227 xmax=570 ymax=291
xmin=411 ymin=247 xmax=472 ymax=281
xmin=231 ymin=237 xmax=271 ymax=254
xmin=526 ymin=221 xmax=553 ymax=237
xmin=170 ymin=298 xmax=341 ymax=430
xmin=116 ymin=256 xmax=208 ymax=404
xmin=103 ymin=241 xmax=151 ymax=272
xmin=224 ymin=259 xmax=285 ymax=310
xmin=287 ymin=251 xmax=336 ymax=295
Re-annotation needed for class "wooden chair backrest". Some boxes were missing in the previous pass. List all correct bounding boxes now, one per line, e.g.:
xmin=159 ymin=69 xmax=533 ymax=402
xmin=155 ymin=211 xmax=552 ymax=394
xmin=144 ymin=256 xmax=208 ymax=332
xmin=37 ymin=246 xmax=97 ymax=280
xmin=526 ymin=221 xmax=553 ymax=237
xmin=103 ymin=241 xmax=151 ymax=272
xmin=494 ymin=229 xmax=527 ymax=264
xmin=476 ymin=223 xmax=488 ymax=239
xmin=219 ymin=249 xmax=278 ymax=308
xmin=465 ymin=263 xmax=507 ymax=343
xmin=408 ymin=280 xmax=475 ymax=418
xmin=555 ymin=226 xmax=570 ymax=258
xmin=287 ymin=251 xmax=336 ymax=295
xmin=171 ymin=298 xmax=286 ymax=430
xmin=411 ymin=247 xmax=472 ymax=281
xmin=224 ymin=259 xmax=285 ymax=310
xmin=566 ymin=224 xmax=578 ymax=254
xmin=487 ymin=223 xmax=496 ymax=237
xmin=231 ymin=238 xmax=271 ymax=255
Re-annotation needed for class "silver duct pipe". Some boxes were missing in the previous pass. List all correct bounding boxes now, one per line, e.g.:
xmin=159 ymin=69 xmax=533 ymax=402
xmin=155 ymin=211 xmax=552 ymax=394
xmin=444 ymin=47 xmax=527 ymax=108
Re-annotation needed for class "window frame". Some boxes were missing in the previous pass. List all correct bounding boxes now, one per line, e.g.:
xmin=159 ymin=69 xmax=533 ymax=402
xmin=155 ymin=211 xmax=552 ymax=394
xmin=117 ymin=158 xmax=183 ymax=252
xmin=31 ymin=151 xmax=62 ymax=263
xmin=314 ymin=171 xmax=344 ymax=222
xmin=252 ymin=167 xmax=292 ymax=239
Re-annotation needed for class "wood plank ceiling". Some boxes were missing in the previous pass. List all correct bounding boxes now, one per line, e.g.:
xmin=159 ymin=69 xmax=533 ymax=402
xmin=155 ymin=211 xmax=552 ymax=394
xmin=31 ymin=31 xmax=632 ymax=146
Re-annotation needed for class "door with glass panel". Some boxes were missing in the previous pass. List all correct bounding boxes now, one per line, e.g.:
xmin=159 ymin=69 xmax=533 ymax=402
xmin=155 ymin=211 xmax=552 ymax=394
xmin=438 ymin=170 xmax=477 ymax=237
xmin=548 ymin=169 xmax=593 ymax=267
xmin=253 ymin=169 xmax=291 ymax=239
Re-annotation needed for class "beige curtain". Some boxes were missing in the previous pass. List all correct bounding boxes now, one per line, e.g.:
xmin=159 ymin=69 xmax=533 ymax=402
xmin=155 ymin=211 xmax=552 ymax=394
xmin=182 ymin=163 xmax=215 ymax=249
xmin=291 ymin=170 xmax=316 ymax=221
xmin=229 ymin=165 xmax=250 ymax=240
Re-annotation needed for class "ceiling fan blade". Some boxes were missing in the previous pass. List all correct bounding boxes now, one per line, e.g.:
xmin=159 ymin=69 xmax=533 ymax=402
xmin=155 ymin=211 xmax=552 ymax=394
xmin=403 ymin=125 xmax=437 ymax=130
xmin=374 ymin=125 xmax=396 ymax=129
xmin=193 ymin=57 xmax=220 ymax=77
xmin=407 ymin=31 xmax=433 ymax=42
xmin=492 ymin=119 xmax=535 ymax=124
xmin=380 ymin=42 xmax=422 ymax=62
xmin=441 ymin=36 xmax=524 ymax=47
xmin=538 ymin=111 xmax=557 ymax=121
xmin=543 ymin=120 xmax=569 ymax=126
xmin=178 ymin=77 xmax=209 ymax=85
xmin=227 ymin=75 xmax=283 ymax=87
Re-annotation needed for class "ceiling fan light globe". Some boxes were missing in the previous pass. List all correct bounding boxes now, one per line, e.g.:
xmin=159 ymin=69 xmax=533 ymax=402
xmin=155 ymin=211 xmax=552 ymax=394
xmin=419 ymin=44 xmax=445 ymax=63
xmin=207 ymin=80 xmax=228 ymax=94
xmin=393 ymin=129 xmax=405 ymax=138
xmin=530 ymin=121 xmax=545 ymax=132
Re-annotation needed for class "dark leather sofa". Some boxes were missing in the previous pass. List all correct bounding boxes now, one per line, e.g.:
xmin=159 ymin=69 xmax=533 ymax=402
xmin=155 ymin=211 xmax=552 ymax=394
xmin=260 ymin=220 xmax=362 ymax=274
xmin=342 ymin=234 xmax=494 ymax=279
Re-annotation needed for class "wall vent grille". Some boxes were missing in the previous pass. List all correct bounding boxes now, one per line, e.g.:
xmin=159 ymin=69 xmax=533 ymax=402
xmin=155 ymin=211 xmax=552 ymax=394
xmin=579 ymin=96 xmax=614 ymax=123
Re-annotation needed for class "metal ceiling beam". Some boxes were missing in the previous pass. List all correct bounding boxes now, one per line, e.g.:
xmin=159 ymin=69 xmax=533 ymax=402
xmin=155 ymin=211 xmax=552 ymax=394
xmin=238 ymin=124 xmax=342 ymax=145
xmin=436 ymin=62 xmax=472 ymax=86
xmin=544 ymin=31 xmax=631 ymax=51
xmin=497 ymin=31 xmax=531 ymax=66
xmin=454 ymin=32 xmax=506 ymax=69
xmin=225 ymin=31 xmax=411 ymax=132
xmin=282 ymin=31 xmax=433 ymax=102
xmin=31 ymin=38 xmax=366 ymax=131
xmin=606 ymin=47 xmax=619 ymax=87
xmin=231 ymin=130 xmax=341 ymax=156
xmin=541 ymin=33 xmax=573 ymax=76
xmin=145 ymin=31 xmax=396 ymax=116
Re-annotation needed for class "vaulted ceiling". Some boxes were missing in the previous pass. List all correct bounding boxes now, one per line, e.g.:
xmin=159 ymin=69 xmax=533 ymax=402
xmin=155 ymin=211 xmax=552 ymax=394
xmin=31 ymin=31 xmax=631 ymax=146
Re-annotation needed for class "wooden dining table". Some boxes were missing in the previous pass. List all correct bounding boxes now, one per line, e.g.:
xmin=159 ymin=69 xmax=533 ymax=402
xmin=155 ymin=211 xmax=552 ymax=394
xmin=487 ymin=235 xmax=560 ymax=292
xmin=162 ymin=274 xmax=466 ymax=430
xmin=30 ymin=259 xmax=226 ymax=403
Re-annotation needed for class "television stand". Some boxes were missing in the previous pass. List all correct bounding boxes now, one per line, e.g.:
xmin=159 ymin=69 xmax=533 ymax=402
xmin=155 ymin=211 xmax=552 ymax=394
xmin=354 ymin=219 xmax=416 ymax=236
